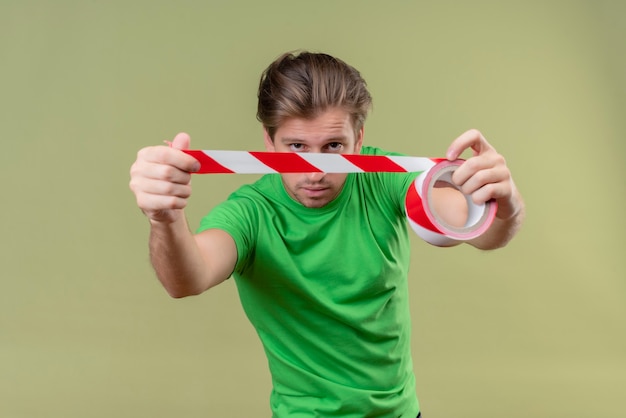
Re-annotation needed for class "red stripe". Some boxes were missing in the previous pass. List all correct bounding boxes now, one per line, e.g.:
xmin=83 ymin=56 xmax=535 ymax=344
xmin=183 ymin=150 xmax=235 ymax=174
xmin=342 ymin=154 xmax=408 ymax=172
xmin=405 ymin=181 xmax=440 ymax=233
xmin=250 ymin=151 xmax=322 ymax=173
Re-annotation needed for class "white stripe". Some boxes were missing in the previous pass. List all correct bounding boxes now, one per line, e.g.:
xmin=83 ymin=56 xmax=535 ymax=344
xmin=407 ymin=218 xmax=456 ymax=247
xmin=203 ymin=150 xmax=277 ymax=174
xmin=387 ymin=156 xmax=436 ymax=173
xmin=299 ymin=154 xmax=364 ymax=173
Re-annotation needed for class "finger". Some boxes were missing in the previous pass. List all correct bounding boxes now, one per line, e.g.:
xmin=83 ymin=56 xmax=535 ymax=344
xmin=171 ymin=132 xmax=191 ymax=150
xmin=451 ymin=154 xmax=495 ymax=187
xmin=136 ymin=178 xmax=192 ymax=199
xmin=470 ymin=183 xmax=500 ymax=205
xmin=169 ymin=133 xmax=201 ymax=173
xmin=457 ymin=164 xmax=509 ymax=198
xmin=144 ymin=161 xmax=193 ymax=184
xmin=130 ymin=160 xmax=192 ymax=191
xmin=137 ymin=145 xmax=200 ymax=173
xmin=446 ymin=129 xmax=492 ymax=160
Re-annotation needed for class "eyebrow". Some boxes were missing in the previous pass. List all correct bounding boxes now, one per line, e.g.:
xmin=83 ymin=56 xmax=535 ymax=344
xmin=279 ymin=136 xmax=348 ymax=144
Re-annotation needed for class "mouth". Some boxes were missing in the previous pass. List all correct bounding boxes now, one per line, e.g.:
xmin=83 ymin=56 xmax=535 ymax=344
xmin=302 ymin=186 xmax=329 ymax=197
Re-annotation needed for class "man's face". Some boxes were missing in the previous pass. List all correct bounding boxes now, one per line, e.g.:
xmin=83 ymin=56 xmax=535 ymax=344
xmin=264 ymin=107 xmax=364 ymax=208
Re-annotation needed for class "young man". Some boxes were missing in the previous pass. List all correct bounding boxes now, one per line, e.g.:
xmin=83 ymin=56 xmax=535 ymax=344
xmin=129 ymin=51 xmax=524 ymax=417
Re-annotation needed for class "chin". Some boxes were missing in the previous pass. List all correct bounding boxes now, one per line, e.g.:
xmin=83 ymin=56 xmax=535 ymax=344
xmin=299 ymin=198 xmax=331 ymax=209
xmin=302 ymin=201 xmax=327 ymax=209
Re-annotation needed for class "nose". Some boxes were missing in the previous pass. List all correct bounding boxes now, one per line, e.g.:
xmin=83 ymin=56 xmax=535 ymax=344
xmin=306 ymin=172 xmax=325 ymax=183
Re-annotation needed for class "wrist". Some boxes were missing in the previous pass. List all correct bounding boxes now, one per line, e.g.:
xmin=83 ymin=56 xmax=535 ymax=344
xmin=147 ymin=210 xmax=186 ymax=227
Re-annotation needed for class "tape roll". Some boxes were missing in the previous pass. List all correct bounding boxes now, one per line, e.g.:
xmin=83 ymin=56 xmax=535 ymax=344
xmin=405 ymin=159 xmax=497 ymax=246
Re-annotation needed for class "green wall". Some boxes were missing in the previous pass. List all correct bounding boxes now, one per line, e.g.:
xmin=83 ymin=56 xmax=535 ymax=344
xmin=1 ymin=1 xmax=624 ymax=417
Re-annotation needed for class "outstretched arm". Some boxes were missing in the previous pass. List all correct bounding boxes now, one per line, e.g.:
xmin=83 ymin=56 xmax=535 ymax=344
xmin=129 ymin=133 xmax=237 ymax=297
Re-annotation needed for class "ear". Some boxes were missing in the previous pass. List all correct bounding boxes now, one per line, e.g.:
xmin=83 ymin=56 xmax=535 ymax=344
xmin=263 ymin=128 xmax=275 ymax=152
xmin=354 ymin=126 xmax=364 ymax=154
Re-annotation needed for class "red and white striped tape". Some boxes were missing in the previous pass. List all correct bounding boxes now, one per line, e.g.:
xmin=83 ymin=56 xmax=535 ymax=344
xmin=183 ymin=150 xmax=438 ymax=174
xmin=183 ymin=150 xmax=497 ymax=245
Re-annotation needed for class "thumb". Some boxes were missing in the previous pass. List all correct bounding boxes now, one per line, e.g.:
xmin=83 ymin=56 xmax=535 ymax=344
xmin=170 ymin=132 xmax=191 ymax=150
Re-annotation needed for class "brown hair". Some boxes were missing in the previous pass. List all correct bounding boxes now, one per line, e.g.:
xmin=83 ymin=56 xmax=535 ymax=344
xmin=257 ymin=51 xmax=372 ymax=140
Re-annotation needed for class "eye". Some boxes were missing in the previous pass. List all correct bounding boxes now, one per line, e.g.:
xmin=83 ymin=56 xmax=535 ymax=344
xmin=289 ymin=143 xmax=305 ymax=152
xmin=326 ymin=142 xmax=344 ymax=152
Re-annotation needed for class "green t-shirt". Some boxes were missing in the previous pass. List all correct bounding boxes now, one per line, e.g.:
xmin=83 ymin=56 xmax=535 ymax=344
xmin=198 ymin=146 xmax=421 ymax=417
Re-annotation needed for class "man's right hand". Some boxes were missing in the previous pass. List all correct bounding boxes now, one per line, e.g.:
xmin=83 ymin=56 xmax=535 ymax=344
xmin=129 ymin=132 xmax=200 ymax=224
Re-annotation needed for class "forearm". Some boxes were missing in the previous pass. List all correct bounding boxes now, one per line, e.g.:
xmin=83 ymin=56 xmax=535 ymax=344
xmin=149 ymin=215 xmax=212 ymax=298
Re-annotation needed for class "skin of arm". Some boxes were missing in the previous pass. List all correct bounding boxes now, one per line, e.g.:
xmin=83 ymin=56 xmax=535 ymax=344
xmin=430 ymin=186 xmax=469 ymax=231
xmin=129 ymin=133 xmax=237 ymax=298
xmin=148 ymin=219 xmax=236 ymax=298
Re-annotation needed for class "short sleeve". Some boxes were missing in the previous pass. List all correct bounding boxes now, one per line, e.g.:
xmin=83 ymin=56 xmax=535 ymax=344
xmin=197 ymin=195 xmax=259 ymax=274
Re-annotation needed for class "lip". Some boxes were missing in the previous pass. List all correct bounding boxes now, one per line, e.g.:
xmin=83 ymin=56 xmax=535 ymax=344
xmin=302 ymin=187 xmax=329 ymax=197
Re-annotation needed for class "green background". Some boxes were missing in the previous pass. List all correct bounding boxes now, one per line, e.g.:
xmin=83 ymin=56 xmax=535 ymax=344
xmin=1 ymin=1 xmax=624 ymax=417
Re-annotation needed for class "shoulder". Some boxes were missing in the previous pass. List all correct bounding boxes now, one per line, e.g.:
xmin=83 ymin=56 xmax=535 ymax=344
xmin=355 ymin=146 xmax=419 ymax=213
xmin=225 ymin=175 xmax=277 ymax=202
xmin=212 ymin=174 xmax=291 ymax=222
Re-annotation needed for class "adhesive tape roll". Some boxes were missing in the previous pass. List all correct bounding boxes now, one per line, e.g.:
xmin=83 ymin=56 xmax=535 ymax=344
xmin=405 ymin=159 xmax=498 ymax=246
